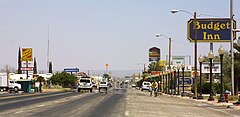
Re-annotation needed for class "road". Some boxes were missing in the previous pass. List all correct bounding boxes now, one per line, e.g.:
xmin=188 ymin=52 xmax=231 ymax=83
xmin=1 ymin=86 xmax=240 ymax=117
xmin=0 ymin=88 xmax=127 ymax=117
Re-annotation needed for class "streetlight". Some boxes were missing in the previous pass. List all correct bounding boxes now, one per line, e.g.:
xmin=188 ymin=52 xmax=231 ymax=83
xmin=181 ymin=64 xmax=185 ymax=97
xmin=208 ymin=50 xmax=214 ymax=101
xmin=173 ymin=67 xmax=177 ymax=95
xmin=171 ymin=9 xmax=198 ymax=99
xmin=158 ymin=74 xmax=161 ymax=92
xmin=218 ymin=46 xmax=226 ymax=103
xmin=169 ymin=70 xmax=172 ymax=95
xmin=155 ymin=34 xmax=172 ymax=72
xmin=162 ymin=72 xmax=165 ymax=93
xmin=177 ymin=65 xmax=180 ymax=95
xmin=198 ymin=55 xmax=204 ymax=99
xmin=165 ymin=71 xmax=168 ymax=94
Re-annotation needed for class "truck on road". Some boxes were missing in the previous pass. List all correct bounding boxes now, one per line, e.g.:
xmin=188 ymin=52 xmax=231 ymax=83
xmin=0 ymin=73 xmax=22 ymax=92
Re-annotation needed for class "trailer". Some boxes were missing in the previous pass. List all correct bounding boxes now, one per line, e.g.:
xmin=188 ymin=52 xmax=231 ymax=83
xmin=0 ymin=73 xmax=21 ymax=92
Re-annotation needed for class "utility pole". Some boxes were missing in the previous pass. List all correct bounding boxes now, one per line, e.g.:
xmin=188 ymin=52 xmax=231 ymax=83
xmin=47 ymin=26 xmax=50 ymax=68
xmin=230 ymin=0 xmax=235 ymax=95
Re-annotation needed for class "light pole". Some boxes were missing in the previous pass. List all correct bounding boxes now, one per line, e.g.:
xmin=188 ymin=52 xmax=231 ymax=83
xmin=166 ymin=71 xmax=168 ymax=94
xmin=218 ymin=46 xmax=226 ymax=103
xmin=171 ymin=9 xmax=198 ymax=99
xmin=177 ymin=65 xmax=180 ymax=95
xmin=162 ymin=72 xmax=165 ymax=93
xmin=169 ymin=71 xmax=171 ymax=94
xmin=155 ymin=34 xmax=172 ymax=71
xmin=208 ymin=50 xmax=214 ymax=101
xmin=198 ymin=55 xmax=204 ymax=99
xmin=158 ymin=74 xmax=161 ymax=92
xmin=173 ymin=68 xmax=177 ymax=95
xmin=181 ymin=64 xmax=185 ymax=97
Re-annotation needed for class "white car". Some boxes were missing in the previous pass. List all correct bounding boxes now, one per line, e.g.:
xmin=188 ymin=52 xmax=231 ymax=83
xmin=78 ymin=77 xmax=93 ymax=92
xmin=99 ymin=81 xmax=108 ymax=93
xmin=141 ymin=81 xmax=151 ymax=91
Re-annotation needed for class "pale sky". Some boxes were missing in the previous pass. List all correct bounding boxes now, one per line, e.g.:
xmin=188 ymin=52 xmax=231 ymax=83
xmin=1 ymin=0 xmax=240 ymax=72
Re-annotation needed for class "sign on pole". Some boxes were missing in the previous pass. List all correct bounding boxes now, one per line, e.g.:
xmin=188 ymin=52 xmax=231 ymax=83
xmin=172 ymin=56 xmax=185 ymax=65
xmin=64 ymin=68 xmax=79 ymax=72
xmin=21 ymin=67 xmax=34 ymax=71
xmin=188 ymin=18 xmax=236 ymax=42
xmin=202 ymin=62 xmax=220 ymax=74
xmin=21 ymin=48 xmax=33 ymax=61
xmin=149 ymin=47 xmax=160 ymax=62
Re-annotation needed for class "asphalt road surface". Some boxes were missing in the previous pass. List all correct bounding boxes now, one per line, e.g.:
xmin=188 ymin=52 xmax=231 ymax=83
xmin=1 ymin=85 xmax=240 ymax=117
xmin=0 ymin=88 xmax=127 ymax=117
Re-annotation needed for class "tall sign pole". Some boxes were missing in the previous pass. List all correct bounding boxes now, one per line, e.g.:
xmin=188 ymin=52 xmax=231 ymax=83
xmin=193 ymin=12 xmax=198 ymax=99
xmin=230 ymin=0 xmax=234 ymax=95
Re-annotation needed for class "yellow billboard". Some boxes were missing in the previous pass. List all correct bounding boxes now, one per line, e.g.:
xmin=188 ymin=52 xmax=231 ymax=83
xmin=22 ymin=48 xmax=33 ymax=61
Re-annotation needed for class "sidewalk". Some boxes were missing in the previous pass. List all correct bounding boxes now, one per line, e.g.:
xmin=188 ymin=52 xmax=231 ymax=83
xmin=125 ymin=88 xmax=240 ymax=117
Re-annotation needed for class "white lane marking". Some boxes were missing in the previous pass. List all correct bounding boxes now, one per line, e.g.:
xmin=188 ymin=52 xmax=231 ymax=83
xmin=37 ymin=104 xmax=45 ymax=107
xmin=125 ymin=111 xmax=129 ymax=116
xmin=15 ymin=111 xmax=23 ymax=113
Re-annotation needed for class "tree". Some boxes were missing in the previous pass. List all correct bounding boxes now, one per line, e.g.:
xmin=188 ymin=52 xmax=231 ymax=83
xmin=223 ymin=42 xmax=240 ymax=95
xmin=50 ymin=72 xmax=78 ymax=88
xmin=0 ymin=65 xmax=16 ymax=73
xmin=148 ymin=61 xmax=163 ymax=73
xmin=49 ymin=61 xmax=53 ymax=73
xmin=18 ymin=47 xmax=22 ymax=74
xmin=33 ymin=57 xmax=37 ymax=74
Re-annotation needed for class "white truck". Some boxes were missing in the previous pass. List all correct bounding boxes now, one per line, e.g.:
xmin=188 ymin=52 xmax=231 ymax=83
xmin=0 ymin=73 xmax=22 ymax=92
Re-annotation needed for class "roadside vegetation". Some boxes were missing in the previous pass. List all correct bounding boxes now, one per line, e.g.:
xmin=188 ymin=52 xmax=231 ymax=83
xmin=50 ymin=72 xmax=78 ymax=88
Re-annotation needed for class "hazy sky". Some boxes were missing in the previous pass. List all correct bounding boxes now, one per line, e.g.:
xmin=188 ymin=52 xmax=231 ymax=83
xmin=1 ymin=0 xmax=240 ymax=72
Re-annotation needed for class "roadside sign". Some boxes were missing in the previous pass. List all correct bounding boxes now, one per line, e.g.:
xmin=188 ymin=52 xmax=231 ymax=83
xmin=202 ymin=62 xmax=220 ymax=74
xmin=167 ymin=65 xmax=192 ymax=72
xmin=188 ymin=18 xmax=236 ymax=42
xmin=149 ymin=47 xmax=161 ymax=62
xmin=172 ymin=56 xmax=185 ymax=65
xmin=105 ymin=64 xmax=109 ymax=68
xmin=22 ymin=48 xmax=33 ymax=61
xmin=21 ymin=67 xmax=34 ymax=71
xmin=159 ymin=60 xmax=166 ymax=67
xmin=64 ymin=68 xmax=79 ymax=72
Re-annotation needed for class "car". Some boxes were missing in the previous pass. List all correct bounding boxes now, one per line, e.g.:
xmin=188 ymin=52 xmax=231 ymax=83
xmin=131 ymin=83 xmax=137 ymax=87
xmin=78 ymin=77 xmax=93 ymax=92
xmin=107 ymin=82 xmax=112 ymax=87
xmin=99 ymin=81 xmax=108 ymax=93
xmin=141 ymin=81 xmax=151 ymax=91
xmin=92 ymin=82 xmax=97 ymax=88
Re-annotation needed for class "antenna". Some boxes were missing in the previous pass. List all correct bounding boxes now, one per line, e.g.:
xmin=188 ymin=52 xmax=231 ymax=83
xmin=47 ymin=25 xmax=50 ymax=67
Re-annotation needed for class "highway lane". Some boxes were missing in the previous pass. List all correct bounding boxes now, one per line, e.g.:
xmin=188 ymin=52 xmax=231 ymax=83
xmin=85 ymin=89 xmax=127 ymax=117
xmin=29 ymin=88 xmax=127 ymax=117
xmin=0 ymin=91 xmax=70 ymax=102
xmin=0 ymin=87 xmax=128 ymax=117
xmin=0 ymin=91 xmax=81 ymax=111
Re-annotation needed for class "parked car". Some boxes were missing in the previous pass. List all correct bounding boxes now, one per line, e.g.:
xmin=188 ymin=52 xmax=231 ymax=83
xmin=141 ymin=81 xmax=151 ymax=91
